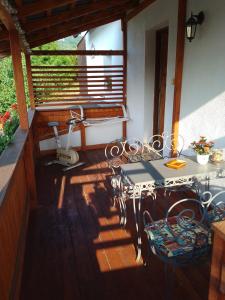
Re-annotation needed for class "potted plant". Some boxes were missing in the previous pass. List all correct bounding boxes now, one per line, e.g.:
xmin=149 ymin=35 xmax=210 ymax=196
xmin=190 ymin=136 xmax=214 ymax=165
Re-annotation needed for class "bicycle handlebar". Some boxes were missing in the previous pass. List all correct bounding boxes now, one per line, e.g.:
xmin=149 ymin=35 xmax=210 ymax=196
xmin=66 ymin=117 xmax=85 ymax=126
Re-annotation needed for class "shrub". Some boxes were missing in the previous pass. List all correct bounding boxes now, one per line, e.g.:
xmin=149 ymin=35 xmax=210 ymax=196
xmin=0 ymin=105 xmax=19 ymax=155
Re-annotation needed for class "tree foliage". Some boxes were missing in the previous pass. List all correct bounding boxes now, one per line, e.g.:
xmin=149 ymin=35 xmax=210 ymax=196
xmin=32 ymin=41 xmax=77 ymax=66
xmin=0 ymin=38 xmax=77 ymax=155
xmin=0 ymin=39 xmax=77 ymax=114
xmin=0 ymin=57 xmax=17 ymax=114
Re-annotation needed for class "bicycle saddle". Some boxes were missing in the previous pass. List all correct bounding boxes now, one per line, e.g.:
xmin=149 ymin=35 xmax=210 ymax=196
xmin=48 ymin=121 xmax=60 ymax=127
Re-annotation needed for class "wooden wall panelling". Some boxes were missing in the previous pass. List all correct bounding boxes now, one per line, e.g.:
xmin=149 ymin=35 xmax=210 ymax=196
xmin=0 ymin=156 xmax=28 ymax=299
xmin=34 ymin=107 xmax=124 ymax=152
xmin=24 ymin=131 xmax=37 ymax=209
xmin=209 ymin=222 xmax=225 ymax=300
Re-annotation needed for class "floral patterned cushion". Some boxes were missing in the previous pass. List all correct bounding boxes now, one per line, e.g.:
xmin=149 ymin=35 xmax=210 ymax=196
xmin=127 ymin=153 xmax=142 ymax=163
xmin=207 ymin=205 xmax=225 ymax=223
xmin=144 ymin=216 xmax=210 ymax=258
xmin=125 ymin=148 xmax=162 ymax=163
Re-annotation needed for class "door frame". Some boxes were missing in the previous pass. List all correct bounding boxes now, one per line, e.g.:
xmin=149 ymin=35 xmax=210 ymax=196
xmin=153 ymin=26 xmax=169 ymax=136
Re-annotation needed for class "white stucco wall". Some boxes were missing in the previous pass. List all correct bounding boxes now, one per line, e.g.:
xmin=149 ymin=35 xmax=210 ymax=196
xmin=180 ymin=0 xmax=225 ymax=195
xmin=127 ymin=0 xmax=178 ymax=142
xmin=179 ymin=0 xmax=225 ymax=154
xmin=127 ymin=0 xmax=225 ymax=150
xmin=127 ymin=0 xmax=225 ymax=195
xmin=85 ymin=20 xmax=123 ymax=66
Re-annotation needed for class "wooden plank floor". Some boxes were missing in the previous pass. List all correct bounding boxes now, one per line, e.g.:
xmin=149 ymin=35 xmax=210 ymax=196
xmin=20 ymin=150 xmax=210 ymax=300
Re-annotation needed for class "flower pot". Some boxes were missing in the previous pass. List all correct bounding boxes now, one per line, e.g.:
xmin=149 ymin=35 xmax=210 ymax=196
xmin=196 ymin=154 xmax=210 ymax=165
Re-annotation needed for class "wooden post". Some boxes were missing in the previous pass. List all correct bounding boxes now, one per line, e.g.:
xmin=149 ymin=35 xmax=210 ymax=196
xmin=9 ymin=30 xmax=37 ymax=207
xmin=25 ymin=54 xmax=35 ymax=109
xmin=122 ymin=17 xmax=127 ymax=139
xmin=9 ymin=30 xmax=29 ymax=130
xmin=80 ymin=124 xmax=86 ymax=151
xmin=171 ymin=0 xmax=187 ymax=155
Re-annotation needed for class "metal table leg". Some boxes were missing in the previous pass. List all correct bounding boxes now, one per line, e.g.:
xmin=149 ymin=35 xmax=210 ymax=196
xmin=205 ymin=176 xmax=210 ymax=192
xmin=133 ymin=192 xmax=142 ymax=261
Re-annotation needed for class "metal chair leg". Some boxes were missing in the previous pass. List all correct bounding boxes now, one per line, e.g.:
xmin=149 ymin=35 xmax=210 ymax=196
xmin=133 ymin=193 xmax=142 ymax=261
xmin=121 ymin=198 xmax=127 ymax=226
xmin=118 ymin=197 xmax=125 ymax=226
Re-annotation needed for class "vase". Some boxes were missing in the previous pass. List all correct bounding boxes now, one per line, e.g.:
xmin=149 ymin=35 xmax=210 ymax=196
xmin=196 ymin=154 xmax=210 ymax=165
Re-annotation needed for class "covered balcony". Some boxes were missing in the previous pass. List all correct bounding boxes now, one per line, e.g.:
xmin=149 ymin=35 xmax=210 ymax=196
xmin=0 ymin=1 xmax=225 ymax=300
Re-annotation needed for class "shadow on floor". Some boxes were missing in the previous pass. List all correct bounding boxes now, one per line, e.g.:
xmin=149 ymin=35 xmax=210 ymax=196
xmin=20 ymin=150 xmax=210 ymax=300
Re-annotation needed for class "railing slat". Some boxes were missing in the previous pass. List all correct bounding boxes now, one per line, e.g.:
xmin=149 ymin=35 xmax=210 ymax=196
xmin=31 ymin=59 xmax=125 ymax=106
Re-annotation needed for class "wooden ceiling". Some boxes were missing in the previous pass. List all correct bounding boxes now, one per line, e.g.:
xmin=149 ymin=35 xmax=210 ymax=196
xmin=0 ymin=0 xmax=154 ymax=57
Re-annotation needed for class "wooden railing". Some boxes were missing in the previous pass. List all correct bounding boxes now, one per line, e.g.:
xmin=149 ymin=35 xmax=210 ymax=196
xmin=0 ymin=110 xmax=36 ymax=299
xmin=30 ymin=50 xmax=126 ymax=107
xmin=209 ymin=221 xmax=225 ymax=299
xmin=33 ymin=105 xmax=125 ymax=155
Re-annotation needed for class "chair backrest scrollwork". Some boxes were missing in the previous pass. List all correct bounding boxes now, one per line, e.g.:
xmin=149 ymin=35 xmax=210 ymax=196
xmin=105 ymin=138 xmax=144 ymax=174
xmin=165 ymin=198 xmax=207 ymax=238
xmin=104 ymin=139 xmax=125 ymax=174
xmin=163 ymin=133 xmax=185 ymax=158
xmin=201 ymin=191 xmax=225 ymax=223
xmin=105 ymin=133 xmax=186 ymax=173
xmin=123 ymin=138 xmax=144 ymax=163
xmin=146 ymin=133 xmax=185 ymax=160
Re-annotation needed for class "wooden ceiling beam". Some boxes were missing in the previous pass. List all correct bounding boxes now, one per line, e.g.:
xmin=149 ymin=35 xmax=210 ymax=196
xmin=30 ymin=14 xmax=123 ymax=49
xmin=15 ymin=0 xmax=23 ymax=7
xmin=23 ymin=0 xmax=132 ymax=33
xmin=127 ymin=0 xmax=156 ymax=21
xmin=27 ymin=6 xmax=129 ymax=43
xmin=0 ymin=40 xmax=9 ymax=50
xmin=0 ymin=29 xmax=8 ymax=41
xmin=0 ymin=3 xmax=16 ymax=31
xmin=0 ymin=52 xmax=8 ymax=58
xmin=18 ymin=0 xmax=76 ymax=18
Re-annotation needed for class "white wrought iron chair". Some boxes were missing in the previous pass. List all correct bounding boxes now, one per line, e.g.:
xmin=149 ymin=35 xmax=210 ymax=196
xmin=201 ymin=190 xmax=225 ymax=223
xmin=105 ymin=134 xmax=186 ymax=226
xmin=143 ymin=190 xmax=225 ymax=298
xmin=105 ymin=138 xmax=144 ymax=225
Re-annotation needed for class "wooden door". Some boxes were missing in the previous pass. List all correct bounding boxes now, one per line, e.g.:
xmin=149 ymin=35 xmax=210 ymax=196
xmin=153 ymin=27 xmax=169 ymax=136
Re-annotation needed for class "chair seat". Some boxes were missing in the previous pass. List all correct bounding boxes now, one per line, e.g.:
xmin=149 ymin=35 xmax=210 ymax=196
xmin=207 ymin=206 xmax=225 ymax=223
xmin=144 ymin=216 xmax=210 ymax=258
xmin=123 ymin=149 xmax=162 ymax=163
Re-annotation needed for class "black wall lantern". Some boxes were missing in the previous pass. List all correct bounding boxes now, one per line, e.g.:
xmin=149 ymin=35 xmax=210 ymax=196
xmin=185 ymin=11 xmax=205 ymax=42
